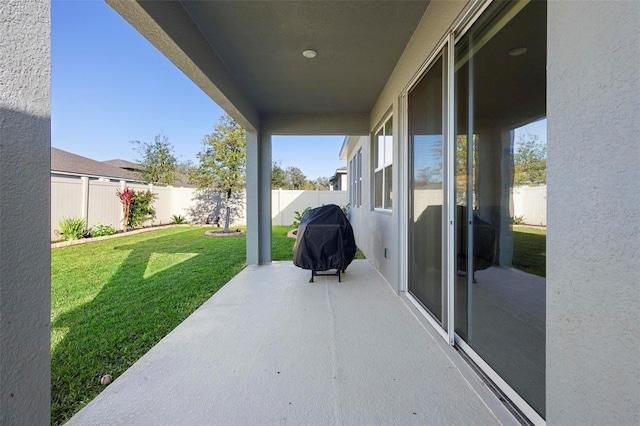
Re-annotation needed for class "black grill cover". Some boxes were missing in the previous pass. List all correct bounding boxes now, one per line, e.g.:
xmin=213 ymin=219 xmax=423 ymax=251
xmin=293 ymin=204 xmax=356 ymax=272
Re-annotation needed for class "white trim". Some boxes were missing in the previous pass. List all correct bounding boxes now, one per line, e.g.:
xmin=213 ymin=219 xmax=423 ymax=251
xmin=372 ymin=207 xmax=393 ymax=216
xmin=455 ymin=336 xmax=546 ymax=426
xmin=402 ymin=37 xmax=449 ymax=100
xmin=399 ymin=92 xmax=409 ymax=295
xmin=406 ymin=293 xmax=449 ymax=341
xmin=454 ymin=0 xmax=494 ymax=42
xmin=445 ymin=33 xmax=456 ymax=346
xmin=356 ymin=149 xmax=362 ymax=208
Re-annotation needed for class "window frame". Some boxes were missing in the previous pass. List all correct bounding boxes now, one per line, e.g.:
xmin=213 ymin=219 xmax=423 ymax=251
xmin=350 ymin=148 xmax=363 ymax=208
xmin=356 ymin=149 xmax=362 ymax=208
xmin=373 ymin=113 xmax=393 ymax=211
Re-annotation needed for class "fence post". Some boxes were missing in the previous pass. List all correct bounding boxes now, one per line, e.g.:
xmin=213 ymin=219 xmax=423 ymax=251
xmin=119 ymin=180 xmax=126 ymax=231
xmin=81 ymin=176 xmax=89 ymax=224
xmin=278 ymin=188 xmax=282 ymax=226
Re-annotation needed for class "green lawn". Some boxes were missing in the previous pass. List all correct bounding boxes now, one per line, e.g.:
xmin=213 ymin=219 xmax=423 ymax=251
xmin=272 ymin=225 xmax=298 ymax=260
xmin=512 ymin=227 xmax=546 ymax=277
xmin=51 ymin=225 xmax=363 ymax=424
xmin=51 ymin=227 xmax=247 ymax=425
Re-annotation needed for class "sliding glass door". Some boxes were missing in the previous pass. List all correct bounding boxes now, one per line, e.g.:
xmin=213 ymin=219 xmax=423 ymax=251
xmin=406 ymin=0 xmax=547 ymax=420
xmin=454 ymin=0 xmax=546 ymax=418
xmin=408 ymin=55 xmax=446 ymax=328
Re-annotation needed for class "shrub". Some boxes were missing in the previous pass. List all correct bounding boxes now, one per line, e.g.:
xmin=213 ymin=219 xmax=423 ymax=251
xmin=90 ymin=223 xmax=116 ymax=237
xmin=512 ymin=215 xmax=526 ymax=225
xmin=116 ymin=187 xmax=135 ymax=228
xmin=171 ymin=214 xmax=186 ymax=224
xmin=57 ymin=217 xmax=87 ymax=241
xmin=117 ymin=188 xmax=157 ymax=229
xmin=129 ymin=190 xmax=157 ymax=228
xmin=293 ymin=206 xmax=312 ymax=227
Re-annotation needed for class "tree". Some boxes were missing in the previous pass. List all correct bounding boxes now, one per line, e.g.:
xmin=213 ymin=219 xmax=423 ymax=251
xmin=285 ymin=166 xmax=313 ymax=189
xmin=311 ymin=176 xmax=330 ymax=190
xmin=514 ymin=134 xmax=546 ymax=186
xmin=191 ymin=115 xmax=246 ymax=232
xmin=177 ymin=160 xmax=197 ymax=175
xmin=271 ymin=161 xmax=288 ymax=189
xmin=133 ymin=134 xmax=178 ymax=185
xmin=272 ymin=161 xmax=316 ymax=190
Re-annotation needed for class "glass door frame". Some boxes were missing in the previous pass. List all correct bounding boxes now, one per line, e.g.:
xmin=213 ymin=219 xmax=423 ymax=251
xmin=400 ymin=35 xmax=452 ymax=344
xmin=450 ymin=1 xmax=546 ymax=423
xmin=399 ymin=1 xmax=546 ymax=424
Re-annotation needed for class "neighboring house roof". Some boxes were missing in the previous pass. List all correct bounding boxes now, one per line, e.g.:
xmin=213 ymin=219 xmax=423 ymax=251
xmin=105 ymin=158 xmax=193 ymax=187
xmin=53 ymin=148 xmax=194 ymax=187
xmin=51 ymin=148 xmax=142 ymax=181
xmin=330 ymin=166 xmax=347 ymax=184
xmin=103 ymin=158 xmax=142 ymax=172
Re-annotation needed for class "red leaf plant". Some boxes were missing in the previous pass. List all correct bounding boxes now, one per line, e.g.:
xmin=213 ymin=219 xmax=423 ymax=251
xmin=116 ymin=187 xmax=135 ymax=229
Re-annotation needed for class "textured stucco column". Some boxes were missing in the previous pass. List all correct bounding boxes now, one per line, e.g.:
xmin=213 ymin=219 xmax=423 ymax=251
xmin=0 ymin=0 xmax=51 ymax=424
xmin=246 ymin=129 xmax=272 ymax=265
xmin=547 ymin=1 xmax=639 ymax=424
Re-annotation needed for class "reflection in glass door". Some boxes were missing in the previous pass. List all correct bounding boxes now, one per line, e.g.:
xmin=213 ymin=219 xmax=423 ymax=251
xmin=408 ymin=55 xmax=446 ymax=327
xmin=454 ymin=0 xmax=547 ymax=419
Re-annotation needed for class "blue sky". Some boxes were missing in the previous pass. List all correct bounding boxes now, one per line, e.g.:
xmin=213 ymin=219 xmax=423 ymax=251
xmin=51 ymin=0 xmax=346 ymax=180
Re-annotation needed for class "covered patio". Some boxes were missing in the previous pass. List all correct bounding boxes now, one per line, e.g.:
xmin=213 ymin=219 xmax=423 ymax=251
xmin=67 ymin=260 xmax=513 ymax=425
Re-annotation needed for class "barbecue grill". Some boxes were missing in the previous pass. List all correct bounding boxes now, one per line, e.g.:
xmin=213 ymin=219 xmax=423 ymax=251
xmin=293 ymin=204 xmax=357 ymax=282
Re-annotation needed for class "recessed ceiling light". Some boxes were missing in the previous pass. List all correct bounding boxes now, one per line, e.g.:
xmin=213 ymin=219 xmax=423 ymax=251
xmin=302 ymin=49 xmax=317 ymax=59
xmin=508 ymin=47 xmax=527 ymax=56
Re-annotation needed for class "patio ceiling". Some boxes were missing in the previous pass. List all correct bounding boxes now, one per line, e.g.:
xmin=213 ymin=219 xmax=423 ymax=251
xmin=106 ymin=0 xmax=430 ymax=129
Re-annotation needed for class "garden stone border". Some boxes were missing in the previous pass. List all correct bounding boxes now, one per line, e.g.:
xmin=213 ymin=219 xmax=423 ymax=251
xmin=204 ymin=230 xmax=245 ymax=237
xmin=51 ymin=224 xmax=198 ymax=249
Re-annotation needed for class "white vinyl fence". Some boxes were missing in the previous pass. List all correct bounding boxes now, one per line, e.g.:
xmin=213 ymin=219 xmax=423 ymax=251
xmin=51 ymin=176 xmax=543 ymax=240
xmin=272 ymin=189 xmax=349 ymax=226
xmin=51 ymin=176 xmax=349 ymax=240
xmin=513 ymin=185 xmax=547 ymax=226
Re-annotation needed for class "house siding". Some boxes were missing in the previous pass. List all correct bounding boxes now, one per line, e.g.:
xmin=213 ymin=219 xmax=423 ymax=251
xmin=0 ymin=0 xmax=51 ymax=423
xmin=348 ymin=136 xmax=398 ymax=292
xmin=546 ymin=1 xmax=640 ymax=424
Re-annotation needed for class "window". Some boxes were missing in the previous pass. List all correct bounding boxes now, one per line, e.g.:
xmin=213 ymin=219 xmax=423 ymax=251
xmin=374 ymin=115 xmax=393 ymax=209
xmin=356 ymin=149 xmax=362 ymax=207
xmin=349 ymin=158 xmax=355 ymax=205
xmin=350 ymin=149 xmax=363 ymax=208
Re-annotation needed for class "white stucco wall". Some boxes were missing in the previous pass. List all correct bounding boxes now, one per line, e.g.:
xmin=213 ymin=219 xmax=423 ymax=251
xmin=0 ymin=0 xmax=51 ymax=423
xmin=347 ymin=136 xmax=398 ymax=291
xmin=546 ymin=2 xmax=640 ymax=424
xmin=349 ymin=1 xmax=467 ymax=294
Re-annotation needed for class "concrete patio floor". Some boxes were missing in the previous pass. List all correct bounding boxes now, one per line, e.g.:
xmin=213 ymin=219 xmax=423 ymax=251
xmin=68 ymin=260 xmax=516 ymax=425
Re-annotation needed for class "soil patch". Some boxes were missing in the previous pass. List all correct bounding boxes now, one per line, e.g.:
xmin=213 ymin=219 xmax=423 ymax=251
xmin=205 ymin=229 xmax=245 ymax=237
